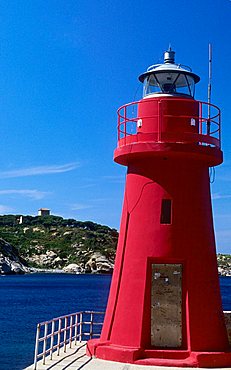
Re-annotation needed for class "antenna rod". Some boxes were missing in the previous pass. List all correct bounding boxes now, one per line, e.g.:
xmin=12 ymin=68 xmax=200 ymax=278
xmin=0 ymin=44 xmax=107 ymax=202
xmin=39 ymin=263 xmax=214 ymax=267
xmin=207 ymin=43 xmax=212 ymax=134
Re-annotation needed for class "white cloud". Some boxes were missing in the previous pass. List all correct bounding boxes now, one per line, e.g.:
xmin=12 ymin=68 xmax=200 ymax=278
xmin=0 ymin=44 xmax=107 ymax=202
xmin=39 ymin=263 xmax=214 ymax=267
xmin=212 ymin=193 xmax=231 ymax=200
xmin=103 ymin=175 xmax=125 ymax=183
xmin=71 ymin=203 xmax=92 ymax=211
xmin=0 ymin=205 xmax=13 ymax=213
xmin=78 ymin=184 xmax=96 ymax=189
xmin=216 ymin=214 xmax=231 ymax=219
xmin=0 ymin=163 xmax=79 ymax=178
xmin=216 ymin=229 xmax=231 ymax=240
xmin=0 ymin=189 xmax=50 ymax=200
xmin=216 ymin=176 xmax=230 ymax=181
xmin=90 ymin=198 xmax=111 ymax=202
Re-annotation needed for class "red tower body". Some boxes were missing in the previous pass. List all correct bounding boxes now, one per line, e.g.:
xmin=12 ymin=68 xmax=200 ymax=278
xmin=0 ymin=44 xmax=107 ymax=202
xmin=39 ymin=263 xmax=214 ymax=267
xmin=87 ymin=49 xmax=231 ymax=367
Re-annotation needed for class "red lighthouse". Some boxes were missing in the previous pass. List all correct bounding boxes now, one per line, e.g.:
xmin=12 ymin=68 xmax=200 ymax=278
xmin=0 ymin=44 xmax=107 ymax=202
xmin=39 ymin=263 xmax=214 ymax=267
xmin=88 ymin=49 xmax=231 ymax=367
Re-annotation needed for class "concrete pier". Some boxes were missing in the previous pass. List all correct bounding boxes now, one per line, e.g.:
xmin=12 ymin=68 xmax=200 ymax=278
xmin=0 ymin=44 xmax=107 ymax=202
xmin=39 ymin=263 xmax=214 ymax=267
xmin=24 ymin=342 xmax=231 ymax=370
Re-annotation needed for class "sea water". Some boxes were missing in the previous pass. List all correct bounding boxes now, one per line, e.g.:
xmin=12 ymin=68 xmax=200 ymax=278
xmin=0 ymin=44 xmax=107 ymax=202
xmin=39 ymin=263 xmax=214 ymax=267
xmin=0 ymin=274 xmax=230 ymax=370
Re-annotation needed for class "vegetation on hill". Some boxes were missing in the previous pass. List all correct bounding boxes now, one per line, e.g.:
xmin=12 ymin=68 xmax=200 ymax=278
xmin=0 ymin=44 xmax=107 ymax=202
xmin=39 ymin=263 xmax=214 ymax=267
xmin=0 ymin=215 xmax=118 ymax=269
xmin=0 ymin=215 xmax=230 ymax=275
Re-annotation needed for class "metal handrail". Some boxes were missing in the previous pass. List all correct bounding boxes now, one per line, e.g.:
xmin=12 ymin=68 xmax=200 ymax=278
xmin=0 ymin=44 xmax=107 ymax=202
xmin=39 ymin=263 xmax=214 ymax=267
xmin=33 ymin=310 xmax=105 ymax=369
xmin=117 ymin=98 xmax=221 ymax=148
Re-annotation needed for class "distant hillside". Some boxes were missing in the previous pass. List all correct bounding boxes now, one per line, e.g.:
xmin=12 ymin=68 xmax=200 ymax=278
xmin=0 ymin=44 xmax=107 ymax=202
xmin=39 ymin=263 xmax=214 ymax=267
xmin=0 ymin=215 xmax=230 ymax=275
xmin=0 ymin=215 xmax=118 ymax=273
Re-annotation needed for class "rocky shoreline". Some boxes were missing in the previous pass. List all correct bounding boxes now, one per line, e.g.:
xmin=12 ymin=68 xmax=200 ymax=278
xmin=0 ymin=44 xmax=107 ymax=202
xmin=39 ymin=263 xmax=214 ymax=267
xmin=0 ymin=237 xmax=230 ymax=276
xmin=0 ymin=237 xmax=114 ymax=275
xmin=0 ymin=238 xmax=29 ymax=275
xmin=217 ymin=253 xmax=231 ymax=277
xmin=27 ymin=253 xmax=114 ymax=275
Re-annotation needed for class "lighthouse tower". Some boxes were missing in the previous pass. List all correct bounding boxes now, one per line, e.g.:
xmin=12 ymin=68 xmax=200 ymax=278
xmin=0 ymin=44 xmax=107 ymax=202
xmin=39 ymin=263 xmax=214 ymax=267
xmin=87 ymin=49 xmax=231 ymax=367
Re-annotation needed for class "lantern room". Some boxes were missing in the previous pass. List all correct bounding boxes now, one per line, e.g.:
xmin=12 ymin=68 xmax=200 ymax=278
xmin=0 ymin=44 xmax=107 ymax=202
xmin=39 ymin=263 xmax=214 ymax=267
xmin=139 ymin=48 xmax=200 ymax=98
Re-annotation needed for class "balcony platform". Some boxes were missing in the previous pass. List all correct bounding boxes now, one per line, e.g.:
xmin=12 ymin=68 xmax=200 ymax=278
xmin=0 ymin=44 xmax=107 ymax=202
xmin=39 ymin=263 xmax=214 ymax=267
xmin=24 ymin=342 xmax=231 ymax=370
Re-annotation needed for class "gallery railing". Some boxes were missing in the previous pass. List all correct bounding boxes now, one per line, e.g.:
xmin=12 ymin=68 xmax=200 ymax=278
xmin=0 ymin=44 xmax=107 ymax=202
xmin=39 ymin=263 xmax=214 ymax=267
xmin=33 ymin=310 xmax=105 ymax=369
xmin=117 ymin=99 xmax=221 ymax=148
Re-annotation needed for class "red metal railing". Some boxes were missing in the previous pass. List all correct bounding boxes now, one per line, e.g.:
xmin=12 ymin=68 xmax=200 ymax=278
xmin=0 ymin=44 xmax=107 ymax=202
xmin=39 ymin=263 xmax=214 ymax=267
xmin=117 ymin=98 xmax=221 ymax=149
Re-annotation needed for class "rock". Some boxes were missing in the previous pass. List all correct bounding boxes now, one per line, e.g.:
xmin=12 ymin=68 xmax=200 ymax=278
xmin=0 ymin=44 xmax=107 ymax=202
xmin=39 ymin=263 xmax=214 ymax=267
xmin=218 ymin=266 xmax=231 ymax=277
xmin=0 ymin=238 xmax=29 ymax=275
xmin=63 ymin=263 xmax=83 ymax=274
xmin=0 ymin=259 xmax=12 ymax=274
xmin=217 ymin=254 xmax=231 ymax=276
xmin=32 ymin=227 xmax=45 ymax=233
xmin=28 ymin=250 xmax=62 ymax=268
xmin=11 ymin=261 xmax=27 ymax=274
xmin=85 ymin=252 xmax=114 ymax=274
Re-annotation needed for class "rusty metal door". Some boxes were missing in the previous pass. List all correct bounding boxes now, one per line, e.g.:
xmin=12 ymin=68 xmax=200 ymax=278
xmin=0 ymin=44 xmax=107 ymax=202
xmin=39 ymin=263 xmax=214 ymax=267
xmin=151 ymin=263 xmax=182 ymax=347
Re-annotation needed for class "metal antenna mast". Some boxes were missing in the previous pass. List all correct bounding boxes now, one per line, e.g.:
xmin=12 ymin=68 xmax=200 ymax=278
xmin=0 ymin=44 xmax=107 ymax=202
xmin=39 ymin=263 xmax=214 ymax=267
xmin=207 ymin=43 xmax=212 ymax=135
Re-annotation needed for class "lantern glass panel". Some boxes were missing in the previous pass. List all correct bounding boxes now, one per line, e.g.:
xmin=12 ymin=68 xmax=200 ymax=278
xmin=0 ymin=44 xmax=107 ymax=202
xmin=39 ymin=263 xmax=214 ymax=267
xmin=143 ymin=75 xmax=160 ymax=95
xmin=143 ymin=73 xmax=195 ymax=97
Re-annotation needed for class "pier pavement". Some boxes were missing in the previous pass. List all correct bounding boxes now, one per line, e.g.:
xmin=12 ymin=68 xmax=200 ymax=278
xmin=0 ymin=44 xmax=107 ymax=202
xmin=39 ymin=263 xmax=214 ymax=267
xmin=24 ymin=342 xmax=231 ymax=370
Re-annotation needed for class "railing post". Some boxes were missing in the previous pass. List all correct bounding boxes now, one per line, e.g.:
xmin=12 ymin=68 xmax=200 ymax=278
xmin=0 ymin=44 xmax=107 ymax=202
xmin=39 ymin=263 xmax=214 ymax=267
xmin=207 ymin=102 xmax=211 ymax=137
xmin=118 ymin=110 xmax=120 ymax=142
xmin=74 ymin=314 xmax=78 ymax=345
xmin=199 ymin=102 xmax=202 ymax=145
xmin=64 ymin=316 xmax=68 ymax=353
xmin=57 ymin=318 xmax=62 ymax=356
xmin=199 ymin=102 xmax=202 ymax=135
xmin=219 ymin=109 xmax=221 ymax=148
xmin=124 ymin=106 xmax=127 ymax=144
xmin=33 ymin=324 xmax=40 ymax=370
xmin=80 ymin=312 xmax=83 ymax=342
xmin=69 ymin=315 xmax=73 ymax=348
xmin=90 ymin=312 xmax=93 ymax=339
xmin=42 ymin=323 xmax=48 ymax=365
xmin=50 ymin=320 xmax=55 ymax=360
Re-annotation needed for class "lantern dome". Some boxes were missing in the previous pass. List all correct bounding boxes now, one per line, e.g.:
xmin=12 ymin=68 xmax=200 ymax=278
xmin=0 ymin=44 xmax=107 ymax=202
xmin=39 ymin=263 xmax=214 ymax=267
xmin=139 ymin=48 xmax=200 ymax=98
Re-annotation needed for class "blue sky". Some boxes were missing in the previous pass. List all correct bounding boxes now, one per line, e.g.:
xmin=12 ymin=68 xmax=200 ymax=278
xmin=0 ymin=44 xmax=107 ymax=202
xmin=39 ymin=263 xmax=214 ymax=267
xmin=0 ymin=0 xmax=230 ymax=253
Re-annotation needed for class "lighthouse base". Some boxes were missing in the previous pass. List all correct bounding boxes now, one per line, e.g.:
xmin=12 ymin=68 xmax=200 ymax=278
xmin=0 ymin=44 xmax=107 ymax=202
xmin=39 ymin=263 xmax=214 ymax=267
xmin=87 ymin=340 xmax=231 ymax=368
